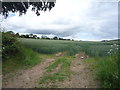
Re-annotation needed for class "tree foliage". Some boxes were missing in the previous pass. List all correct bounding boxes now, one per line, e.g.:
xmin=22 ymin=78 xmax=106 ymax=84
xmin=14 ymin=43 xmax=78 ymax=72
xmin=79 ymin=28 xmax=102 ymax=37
xmin=53 ymin=36 xmax=58 ymax=40
xmin=2 ymin=31 xmax=25 ymax=61
xmin=1 ymin=1 xmax=56 ymax=18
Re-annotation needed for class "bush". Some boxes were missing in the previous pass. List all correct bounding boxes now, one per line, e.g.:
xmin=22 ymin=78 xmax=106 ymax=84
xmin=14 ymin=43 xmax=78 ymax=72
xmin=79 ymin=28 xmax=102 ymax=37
xmin=2 ymin=31 xmax=25 ymax=61
xmin=2 ymin=31 xmax=42 ymax=73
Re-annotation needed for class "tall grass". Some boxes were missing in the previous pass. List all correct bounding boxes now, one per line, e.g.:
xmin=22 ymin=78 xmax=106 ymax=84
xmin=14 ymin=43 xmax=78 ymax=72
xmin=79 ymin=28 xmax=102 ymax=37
xmin=96 ymin=54 xmax=119 ymax=88
xmin=83 ymin=54 xmax=119 ymax=88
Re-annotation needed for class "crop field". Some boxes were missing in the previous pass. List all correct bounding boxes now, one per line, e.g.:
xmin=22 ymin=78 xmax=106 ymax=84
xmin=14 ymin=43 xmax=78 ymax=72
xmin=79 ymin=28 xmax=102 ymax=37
xmin=20 ymin=38 xmax=118 ymax=57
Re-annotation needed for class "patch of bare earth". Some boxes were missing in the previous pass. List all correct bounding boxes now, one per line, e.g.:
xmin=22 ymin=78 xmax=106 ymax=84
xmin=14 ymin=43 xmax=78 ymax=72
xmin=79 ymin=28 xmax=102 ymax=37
xmin=3 ymin=58 xmax=55 ymax=88
xmin=55 ymin=52 xmax=67 ymax=57
xmin=58 ymin=52 xmax=100 ymax=88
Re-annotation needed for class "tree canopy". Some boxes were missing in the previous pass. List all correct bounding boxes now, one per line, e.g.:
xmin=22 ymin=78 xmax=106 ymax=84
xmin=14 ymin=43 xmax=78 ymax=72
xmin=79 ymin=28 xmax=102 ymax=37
xmin=0 ymin=0 xmax=56 ymax=18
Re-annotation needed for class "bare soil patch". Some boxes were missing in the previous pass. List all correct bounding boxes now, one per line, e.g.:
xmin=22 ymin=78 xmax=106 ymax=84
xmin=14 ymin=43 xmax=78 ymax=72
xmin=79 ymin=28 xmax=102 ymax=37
xmin=3 ymin=58 xmax=55 ymax=88
xmin=58 ymin=52 xmax=100 ymax=88
xmin=55 ymin=52 xmax=67 ymax=57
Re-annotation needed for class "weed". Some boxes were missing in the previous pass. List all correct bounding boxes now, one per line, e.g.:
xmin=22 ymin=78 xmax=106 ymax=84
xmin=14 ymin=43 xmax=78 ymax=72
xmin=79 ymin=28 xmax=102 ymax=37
xmin=39 ymin=56 xmax=73 ymax=87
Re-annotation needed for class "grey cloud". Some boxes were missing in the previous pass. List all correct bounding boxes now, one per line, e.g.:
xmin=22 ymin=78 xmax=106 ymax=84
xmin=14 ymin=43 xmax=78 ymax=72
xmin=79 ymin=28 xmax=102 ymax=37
xmin=53 ymin=18 xmax=71 ymax=25
xmin=25 ymin=26 xmax=81 ymax=37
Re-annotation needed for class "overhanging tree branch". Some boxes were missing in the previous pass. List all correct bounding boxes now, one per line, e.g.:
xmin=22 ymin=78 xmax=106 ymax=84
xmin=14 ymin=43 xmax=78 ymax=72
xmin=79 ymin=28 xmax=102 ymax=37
xmin=0 ymin=0 xmax=56 ymax=18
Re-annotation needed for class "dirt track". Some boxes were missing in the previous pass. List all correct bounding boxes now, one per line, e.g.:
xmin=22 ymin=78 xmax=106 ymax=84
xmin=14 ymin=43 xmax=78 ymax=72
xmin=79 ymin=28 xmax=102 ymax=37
xmin=58 ymin=52 xmax=100 ymax=88
xmin=3 ymin=58 xmax=55 ymax=88
xmin=3 ymin=52 xmax=99 ymax=88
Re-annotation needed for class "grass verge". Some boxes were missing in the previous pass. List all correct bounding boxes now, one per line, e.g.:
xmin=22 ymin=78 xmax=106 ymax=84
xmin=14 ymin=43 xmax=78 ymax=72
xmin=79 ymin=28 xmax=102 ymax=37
xmin=38 ymin=56 xmax=74 ymax=88
xmin=3 ymin=47 xmax=42 ymax=74
xmin=83 ymin=54 xmax=119 ymax=88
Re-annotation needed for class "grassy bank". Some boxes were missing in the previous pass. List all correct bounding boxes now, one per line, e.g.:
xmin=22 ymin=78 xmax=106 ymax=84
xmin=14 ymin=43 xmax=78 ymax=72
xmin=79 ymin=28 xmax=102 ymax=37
xmin=83 ymin=54 xmax=119 ymax=88
xmin=3 ymin=47 xmax=42 ymax=74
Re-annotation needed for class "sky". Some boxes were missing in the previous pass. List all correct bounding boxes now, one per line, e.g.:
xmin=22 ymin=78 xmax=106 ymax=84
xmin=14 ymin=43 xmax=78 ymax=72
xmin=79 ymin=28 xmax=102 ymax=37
xmin=0 ymin=0 xmax=118 ymax=41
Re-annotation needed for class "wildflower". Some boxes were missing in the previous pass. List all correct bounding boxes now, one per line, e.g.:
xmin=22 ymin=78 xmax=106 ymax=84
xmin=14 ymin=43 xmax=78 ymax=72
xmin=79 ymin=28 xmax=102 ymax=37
xmin=116 ymin=48 xmax=118 ymax=50
xmin=107 ymin=52 xmax=111 ymax=55
xmin=2 ymin=47 xmax=5 ymax=49
xmin=111 ymin=45 xmax=113 ymax=47
xmin=113 ymin=44 xmax=117 ymax=46
xmin=109 ymin=49 xmax=112 ymax=51
xmin=113 ymin=72 xmax=118 ymax=79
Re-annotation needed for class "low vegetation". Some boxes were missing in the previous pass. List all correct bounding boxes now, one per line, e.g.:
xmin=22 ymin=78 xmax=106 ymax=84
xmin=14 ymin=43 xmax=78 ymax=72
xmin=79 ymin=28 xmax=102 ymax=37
xmin=96 ymin=54 xmax=119 ymax=88
xmin=3 ymin=47 xmax=42 ymax=74
xmin=83 ymin=54 xmax=119 ymax=88
xmin=39 ymin=56 xmax=74 ymax=88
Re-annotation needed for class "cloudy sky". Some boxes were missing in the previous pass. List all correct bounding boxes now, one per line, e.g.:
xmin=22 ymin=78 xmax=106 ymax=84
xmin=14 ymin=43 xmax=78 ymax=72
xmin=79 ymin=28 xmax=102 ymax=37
xmin=1 ymin=0 xmax=118 ymax=41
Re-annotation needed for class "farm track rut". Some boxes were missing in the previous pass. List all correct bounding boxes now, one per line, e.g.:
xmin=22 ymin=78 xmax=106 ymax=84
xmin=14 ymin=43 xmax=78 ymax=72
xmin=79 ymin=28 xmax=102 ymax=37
xmin=58 ymin=52 xmax=100 ymax=88
xmin=3 ymin=58 xmax=55 ymax=88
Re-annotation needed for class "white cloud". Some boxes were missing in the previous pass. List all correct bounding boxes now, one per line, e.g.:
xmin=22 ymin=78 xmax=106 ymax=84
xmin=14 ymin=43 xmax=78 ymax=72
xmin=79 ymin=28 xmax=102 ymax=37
xmin=1 ymin=0 xmax=118 ymax=41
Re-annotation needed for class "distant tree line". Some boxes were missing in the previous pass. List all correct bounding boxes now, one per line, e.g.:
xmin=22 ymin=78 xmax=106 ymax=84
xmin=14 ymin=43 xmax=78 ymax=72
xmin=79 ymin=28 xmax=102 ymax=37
xmin=41 ymin=36 xmax=74 ymax=41
xmin=4 ymin=31 xmax=74 ymax=41
xmin=101 ymin=39 xmax=120 ymax=42
xmin=19 ymin=33 xmax=40 ymax=39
